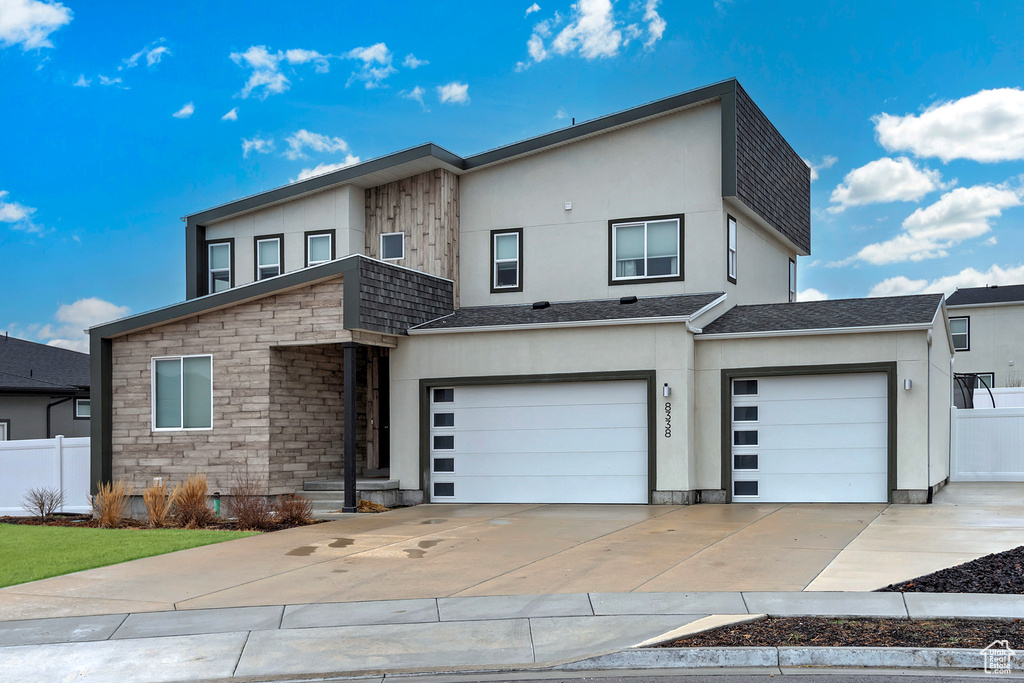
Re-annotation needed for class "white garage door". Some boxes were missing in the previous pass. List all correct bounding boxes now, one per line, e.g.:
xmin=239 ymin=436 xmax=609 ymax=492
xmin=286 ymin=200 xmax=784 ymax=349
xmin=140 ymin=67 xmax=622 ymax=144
xmin=429 ymin=380 xmax=648 ymax=503
xmin=731 ymin=373 xmax=888 ymax=503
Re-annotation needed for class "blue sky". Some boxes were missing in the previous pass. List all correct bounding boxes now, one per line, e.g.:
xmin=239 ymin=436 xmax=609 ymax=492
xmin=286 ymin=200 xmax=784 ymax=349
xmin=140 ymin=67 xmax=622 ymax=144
xmin=2 ymin=0 xmax=1023 ymax=351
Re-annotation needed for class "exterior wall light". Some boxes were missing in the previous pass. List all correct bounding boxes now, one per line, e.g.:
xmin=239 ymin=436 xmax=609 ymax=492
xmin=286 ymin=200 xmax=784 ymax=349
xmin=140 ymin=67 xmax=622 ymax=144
xmin=904 ymin=379 xmax=913 ymax=391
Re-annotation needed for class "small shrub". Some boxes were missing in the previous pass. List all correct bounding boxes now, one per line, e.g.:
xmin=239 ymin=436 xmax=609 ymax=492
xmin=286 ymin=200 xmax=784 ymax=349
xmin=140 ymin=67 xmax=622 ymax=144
xmin=90 ymin=480 xmax=135 ymax=528
xmin=1007 ymin=371 xmax=1023 ymax=388
xmin=273 ymin=494 xmax=313 ymax=525
xmin=171 ymin=473 xmax=214 ymax=529
xmin=226 ymin=466 xmax=272 ymax=531
xmin=142 ymin=478 xmax=174 ymax=528
xmin=357 ymin=499 xmax=388 ymax=513
xmin=21 ymin=487 xmax=65 ymax=519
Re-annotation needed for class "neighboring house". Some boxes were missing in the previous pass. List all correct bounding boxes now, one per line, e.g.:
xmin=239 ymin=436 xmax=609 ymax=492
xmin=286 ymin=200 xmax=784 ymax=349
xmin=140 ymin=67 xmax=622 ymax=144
xmin=946 ymin=284 xmax=1024 ymax=389
xmin=89 ymin=78 xmax=953 ymax=506
xmin=0 ymin=335 xmax=90 ymax=440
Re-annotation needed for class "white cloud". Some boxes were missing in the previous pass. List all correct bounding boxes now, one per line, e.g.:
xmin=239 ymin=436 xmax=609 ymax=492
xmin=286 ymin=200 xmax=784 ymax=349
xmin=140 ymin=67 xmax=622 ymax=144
xmin=231 ymin=45 xmax=334 ymax=99
xmin=642 ymin=0 xmax=666 ymax=49
xmin=72 ymin=73 xmax=89 ymax=87
xmin=98 ymin=75 xmax=122 ymax=86
xmin=122 ymin=41 xmax=171 ymax=69
xmin=437 ymin=81 xmax=469 ymax=104
xmin=551 ymin=0 xmax=621 ymax=60
xmin=401 ymin=86 xmax=428 ymax=111
xmin=292 ymin=156 xmax=361 ymax=182
xmin=874 ymin=88 xmax=1024 ymax=163
xmin=554 ymin=108 xmax=568 ymax=120
xmin=850 ymin=184 xmax=1023 ymax=265
xmin=8 ymin=298 xmax=130 ymax=352
xmin=345 ymin=42 xmax=396 ymax=88
xmin=242 ymin=136 xmax=274 ymax=158
xmin=172 ymin=102 xmax=194 ymax=119
xmin=402 ymin=53 xmax=427 ymax=69
xmin=284 ymin=129 xmax=350 ymax=161
xmin=221 ymin=107 xmax=238 ymax=121
xmin=797 ymin=288 xmax=829 ymax=302
xmin=869 ymin=264 xmax=1024 ymax=298
xmin=284 ymin=48 xmax=331 ymax=72
xmin=0 ymin=0 xmax=72 ymax=50
xmin=803 ymin=154 xmax=837 ymax=182
xmin=828 ymin=157 xmax=948 ymax=213
xmin=525 ymin=3 xmax=541 ymax=16
xmin=0 ymin=190 xmax=37 ymax=231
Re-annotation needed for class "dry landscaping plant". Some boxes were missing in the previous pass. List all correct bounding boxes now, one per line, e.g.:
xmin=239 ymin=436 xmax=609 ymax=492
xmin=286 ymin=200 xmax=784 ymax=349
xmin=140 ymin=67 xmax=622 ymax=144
xmin=357 ymin=499 xmax=388 ymax=513
xmin=171 ymin=473 xmax=215 ymax=528
xmin=226 ymin=466 xmax=272 ymax=530
xmin=21 ymin=487 xmax=65 ymax=519
xmin=90 ymin=480 xmax=135 ymax=528
xmin=273 ymin=494 xmax=313 ymax=525
xmin=142 ymin=478 xmax=174 ymax=528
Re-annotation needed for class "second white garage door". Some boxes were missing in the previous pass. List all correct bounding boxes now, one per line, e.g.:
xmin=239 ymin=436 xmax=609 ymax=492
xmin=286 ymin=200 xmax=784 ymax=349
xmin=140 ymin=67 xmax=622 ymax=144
xmin=429 ymin=380 xmax=649 ymax=503
xmin=731 ymin=373 xmax=889 ymax=503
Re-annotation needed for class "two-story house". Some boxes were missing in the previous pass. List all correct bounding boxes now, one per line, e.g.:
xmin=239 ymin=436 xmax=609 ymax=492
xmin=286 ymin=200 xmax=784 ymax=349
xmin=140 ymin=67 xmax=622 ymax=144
xmin=946 ymin=284 xmax=1024 ymax=390
xmin=89 ymin=79 xmax=954 ymax=507
xmin=0 ymin=335 xmax=90 ymax=441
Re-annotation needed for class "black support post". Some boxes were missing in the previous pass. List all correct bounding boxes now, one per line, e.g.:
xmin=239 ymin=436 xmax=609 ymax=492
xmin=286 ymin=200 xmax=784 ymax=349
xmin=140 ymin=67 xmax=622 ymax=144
xmin=342 ymin=342 xmax=358 ymax=513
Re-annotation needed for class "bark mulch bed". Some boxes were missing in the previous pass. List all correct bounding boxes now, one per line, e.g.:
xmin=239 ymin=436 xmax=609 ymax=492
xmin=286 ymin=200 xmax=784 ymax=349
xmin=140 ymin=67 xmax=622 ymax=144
xmin=877 ymin=545 xmax=1024 ymax=594
xmin=0 ymin=514 xmax=323 ymax=532
xmin=658 ymin=617 xmax=1024 ymax=649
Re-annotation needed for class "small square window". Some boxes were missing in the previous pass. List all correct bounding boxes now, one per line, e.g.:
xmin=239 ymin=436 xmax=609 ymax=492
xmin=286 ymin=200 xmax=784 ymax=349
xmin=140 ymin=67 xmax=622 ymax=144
xmin=433 ymin=435 xmax=455 ymax=450
xmin=381 ymin=232 xmax=405 ymax=260
xmin=433 ymin=482 xmax=455 ymax=497
xmin=433 ymin=457 xmax=455 ymax=473
xmin=734 ymin=480 xmax=758 ymax=497
xmin=733 ymin=406 xmax=758 ymax=422
xmin=975 ymin=373 xmax=994 ymax=389
xmin=75 ymin=398 xmax=91 ymax=419
xmin=733 ymin=431 xmax=758 ymax=446
xmin=433 ymin=388 xmax=454 ymax=403
xmin=950 ymin=317 xmax=969 ymax=352
xmin=433 ymin=413 xmax=455 ymax=427
xmin=734 ymin=454 xmax=758 ymax=470
xmin=733 ymin=380 xmax=758 ymax=396
xmin=255 ymin=236 xmax=282 ymax=280
xmin=306 ymin=232 xmax=333 ymax=267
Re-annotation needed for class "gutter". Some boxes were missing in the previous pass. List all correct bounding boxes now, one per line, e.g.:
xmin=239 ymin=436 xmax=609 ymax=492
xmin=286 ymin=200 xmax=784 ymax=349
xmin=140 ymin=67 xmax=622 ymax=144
xmin=408 ymin=314 xmax=706 ymax=335
xmin=696 ymin=321 xmax=936 ymax=341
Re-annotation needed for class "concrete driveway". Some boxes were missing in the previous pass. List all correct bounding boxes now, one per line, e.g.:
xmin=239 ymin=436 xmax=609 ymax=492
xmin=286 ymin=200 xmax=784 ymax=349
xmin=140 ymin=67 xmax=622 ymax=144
xmin=1 ymin=482 xmax=1022 ymax=622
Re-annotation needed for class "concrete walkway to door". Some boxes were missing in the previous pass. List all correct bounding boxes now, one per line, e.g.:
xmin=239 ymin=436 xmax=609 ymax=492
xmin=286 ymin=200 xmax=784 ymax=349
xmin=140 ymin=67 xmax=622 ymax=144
xmin=1 ymin=482 xmax=1022 ymax=623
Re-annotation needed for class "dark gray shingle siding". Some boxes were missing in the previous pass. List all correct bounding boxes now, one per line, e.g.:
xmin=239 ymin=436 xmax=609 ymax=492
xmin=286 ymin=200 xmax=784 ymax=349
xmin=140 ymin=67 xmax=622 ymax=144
xmin=700 ymin=294 xmax=943 ymax=335
xmin=357 ymin=259 xmax=454 ymax=335
xmin=946 ymin=284 xmax=1024 ymax=306
xmin=733 ymin=82 xmax=811 ymax=254
xmin=414 ymin=292 xmax=724 ymax=330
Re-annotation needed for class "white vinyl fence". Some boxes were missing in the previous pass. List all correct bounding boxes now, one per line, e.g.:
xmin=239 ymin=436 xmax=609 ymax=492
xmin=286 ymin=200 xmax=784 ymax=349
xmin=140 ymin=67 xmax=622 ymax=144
xmin=0 ymin=436 xmax=92 ymax=515
xmin=973 ymin=387 xmax=1024 ymax=408
xmin=951 ymin=406 xmax=1024 ymax=481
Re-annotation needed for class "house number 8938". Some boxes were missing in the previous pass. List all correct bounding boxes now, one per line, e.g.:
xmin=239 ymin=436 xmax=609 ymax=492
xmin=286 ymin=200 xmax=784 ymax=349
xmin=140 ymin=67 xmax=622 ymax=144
xmin=664 ymin=402 xmax=672 ymax=438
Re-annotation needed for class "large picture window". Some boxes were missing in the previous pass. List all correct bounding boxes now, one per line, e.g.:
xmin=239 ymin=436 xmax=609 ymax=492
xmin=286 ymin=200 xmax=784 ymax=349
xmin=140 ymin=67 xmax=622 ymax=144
xmin=610 ymin=215 xmax=682 ymax=283
xmin=950 ymin=317 xmax=969 ymax=351
xmin=153 ymin=355 xmax=213 ymax=430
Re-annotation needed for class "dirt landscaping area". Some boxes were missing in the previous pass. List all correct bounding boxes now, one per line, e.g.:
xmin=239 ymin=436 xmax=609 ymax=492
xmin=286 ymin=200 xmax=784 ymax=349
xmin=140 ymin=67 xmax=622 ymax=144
xmin=878 ymin=544 xmax=1024 ymax=594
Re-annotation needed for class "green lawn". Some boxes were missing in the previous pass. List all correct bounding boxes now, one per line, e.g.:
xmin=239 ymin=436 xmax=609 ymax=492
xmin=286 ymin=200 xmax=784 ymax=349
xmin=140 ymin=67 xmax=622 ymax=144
xmin=0 ymin=523 xmax=257 ymax=588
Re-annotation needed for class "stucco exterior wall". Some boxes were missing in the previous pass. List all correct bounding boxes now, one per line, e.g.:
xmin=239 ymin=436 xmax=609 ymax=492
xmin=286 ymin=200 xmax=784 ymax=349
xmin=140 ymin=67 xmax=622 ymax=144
xmin=0 ymin=395 xmax=88 ymax=441
xmin=723 ymin=204 xmax=795 ymax=306
xmin=390 ymin=324 xmax=696 ymax=494
xmin=694 ymin=328 xmax=948 ymax=497
xmin=948 ymin=304 xmax=1024 ymax=387
xmin=204 ymin=185 xmax=365 ymax=288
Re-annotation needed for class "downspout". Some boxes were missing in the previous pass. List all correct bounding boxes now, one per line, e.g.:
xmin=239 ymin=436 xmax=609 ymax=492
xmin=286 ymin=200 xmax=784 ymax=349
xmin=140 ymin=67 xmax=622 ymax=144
xmin=926 ymin=330 xmax=933 ymax=503
xmin=46 ymin=396 xmax=72 ymax=439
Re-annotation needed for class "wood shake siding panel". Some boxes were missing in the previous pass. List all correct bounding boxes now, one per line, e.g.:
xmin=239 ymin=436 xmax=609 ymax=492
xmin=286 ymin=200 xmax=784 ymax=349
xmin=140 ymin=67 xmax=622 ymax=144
xmin=357 ymin=258 xmax=455 ymax=335
xmin=110 ymin=278 xmax=352 ymax=493
xmin=365 ymin=169 xmax=460 ymax=304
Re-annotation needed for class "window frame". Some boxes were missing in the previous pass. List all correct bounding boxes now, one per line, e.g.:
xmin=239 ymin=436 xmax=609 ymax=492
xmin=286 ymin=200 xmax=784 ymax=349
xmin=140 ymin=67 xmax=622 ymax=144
xmin=206 ymin=238 xmax=234 ymax=295
xmin=975 ymin=372 xmax=995 ymax=389
xmin=304 ymin=229 xmax=335 ymax=268
xmin=151 ymin=354 xmax=214 ymax=432
xmin=380 ymin=232 xmax=405 ymax=261
xmin=727 ymin=214 xmax=738 ymax=284
xmin=0 ymin=419 xmax=9 ymax=441
xmin=253 ymin=234 xmax=284 ymax=281
xmin=490 ymin=227 xmax=523 ymax=293
xmin=74 ymin=398 xmax=90 ymax=420
xmin=608 ymin=213 xmax=685 ymax=286
xmin=950 ymin=316 xmax=970 ymax=351
xmin=789 ymin=259 xmax=797 ymax=303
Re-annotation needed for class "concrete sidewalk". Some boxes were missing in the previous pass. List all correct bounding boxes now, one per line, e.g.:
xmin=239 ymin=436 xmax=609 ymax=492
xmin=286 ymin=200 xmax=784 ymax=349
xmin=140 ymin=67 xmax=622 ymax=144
xmin=2 ymin=591 xmax=1023 ymax=682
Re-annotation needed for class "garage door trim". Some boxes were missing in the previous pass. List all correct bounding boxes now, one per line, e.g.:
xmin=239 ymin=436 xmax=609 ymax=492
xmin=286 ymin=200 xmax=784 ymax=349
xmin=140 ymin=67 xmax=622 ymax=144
xmin=419 ymin=371 xmax=658 ymax=503
xmin=719 ymin=362 xmax=898 ymax=503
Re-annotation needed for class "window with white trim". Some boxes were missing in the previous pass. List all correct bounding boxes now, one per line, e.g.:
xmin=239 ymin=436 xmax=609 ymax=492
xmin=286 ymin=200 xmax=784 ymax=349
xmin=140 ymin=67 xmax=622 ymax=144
xmin=492 ymin=229 xmax=522 ymax=291
xmin=208 ymin=241 xmax=232 ymax=293
xmin=0 ymin=420 xmax=8 ymax=441
xmin=153 ymin=355 xmax=213 ymax=430
xmin=611 ymin=217 xmax=681 ymax=281
xmin=380 ymin=232 xmax=405 ymax=260
xmin=75 ymin=398 xmax=90 ymax=419
xmin=306 ymin=232 xmax=333 ymax=267
xmin=727 ymin=215 xmax=737 ymax=283
xmin=976 ymin=372 xmax=994 ymax=389
xmin=788 ymin=259 xmax=797 ymax=303
xmin=255 ymin=236 xmax=282 ymax=280
xmin=950 ymin=317 xmax=969 ymax=351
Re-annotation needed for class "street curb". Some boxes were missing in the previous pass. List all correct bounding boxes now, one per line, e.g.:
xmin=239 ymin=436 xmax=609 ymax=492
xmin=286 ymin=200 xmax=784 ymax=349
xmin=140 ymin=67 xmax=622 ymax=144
xmin=559 ymin=646 xmax=1024 ymax=672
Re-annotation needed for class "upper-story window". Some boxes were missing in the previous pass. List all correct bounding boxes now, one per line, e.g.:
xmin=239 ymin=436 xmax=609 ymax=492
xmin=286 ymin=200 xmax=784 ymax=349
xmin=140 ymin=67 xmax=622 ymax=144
xmin=305 ymin=230 xmax=334 ymax=267
xmin=789 ymin=259 xmax=796 ymax=303
xmin=381 ymin=232 xmax=405 ymax=260
xmin=609 ymin=215 xmax=683 ymax=284
xmin=950 ymin=317 xmax=970 ymax=351
xmin=727 ymin=215 xmax=738 ymax=283
xmin=207 ymin=240 xmax=232 ymax=293
xmin=255 ymin=235 xmax=283 ymax=280
xmin=491 ymin=228 xmax=523 ymax=292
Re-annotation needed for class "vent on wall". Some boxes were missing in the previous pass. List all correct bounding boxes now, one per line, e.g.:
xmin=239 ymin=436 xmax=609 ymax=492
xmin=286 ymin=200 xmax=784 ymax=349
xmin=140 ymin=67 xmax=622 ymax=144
xmin=532 ymin=301 xmax=550 ymax=310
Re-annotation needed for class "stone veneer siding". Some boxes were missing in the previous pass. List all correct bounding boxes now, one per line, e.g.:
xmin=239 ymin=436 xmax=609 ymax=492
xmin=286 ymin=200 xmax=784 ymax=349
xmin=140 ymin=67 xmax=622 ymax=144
xmin=110 ymin=278 xmax=355 ymax=493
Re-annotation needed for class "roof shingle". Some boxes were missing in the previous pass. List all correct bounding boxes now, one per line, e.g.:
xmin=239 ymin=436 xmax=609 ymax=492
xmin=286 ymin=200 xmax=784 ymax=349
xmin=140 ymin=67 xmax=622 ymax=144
xmin=946 ymin=284 xmax=1024 ymax=306
xmin=0 ymin=336 xmax=90 ymax=392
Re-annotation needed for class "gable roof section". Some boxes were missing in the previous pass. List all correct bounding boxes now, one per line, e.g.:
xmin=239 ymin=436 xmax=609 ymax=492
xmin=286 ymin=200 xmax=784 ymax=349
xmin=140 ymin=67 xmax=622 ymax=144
xmin=946 ymin=284 xmax=1024 ymax=306
xmin=0 ymin=336 xmax=90 ymax=392
xmin=699 ymin=294 xmax=944 ymax=337
xmin=410 ymin=293 xmax=726 ymax=333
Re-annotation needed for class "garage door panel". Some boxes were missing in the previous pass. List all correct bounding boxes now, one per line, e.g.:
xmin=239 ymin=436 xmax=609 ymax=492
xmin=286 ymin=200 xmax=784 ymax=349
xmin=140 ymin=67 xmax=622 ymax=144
xmin=756 ymin=423 xmax=887 ymax=449
xmin=739 ymin=374 xmax=887 ymax=401
xmin=751 ymin=448 xmax=887 ymax=474
xmin=451 ymin=427 xmax=647 ymax=454
xmin=433 ymin=475 xmax=648 ymax=504
xmin=456 ymin=382 xmax=647 ymax=408
xmin=454 ymin=403 xmax=647 ymax=431
xmin=734 ymin=473 xmax=888 ymax=503
xmin=751 ymin=398 xmax=888 ymax=426
xmin=442 ymin=451 xmax=647 ymax=477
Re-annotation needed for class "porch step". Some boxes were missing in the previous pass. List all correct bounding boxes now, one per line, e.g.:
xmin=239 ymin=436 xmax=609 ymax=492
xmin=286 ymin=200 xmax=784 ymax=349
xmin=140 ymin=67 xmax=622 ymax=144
xmin=297 ymin=479 xmax=406 ymax=517
xmin=304 ymin=478 xmax=399 ymax=492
